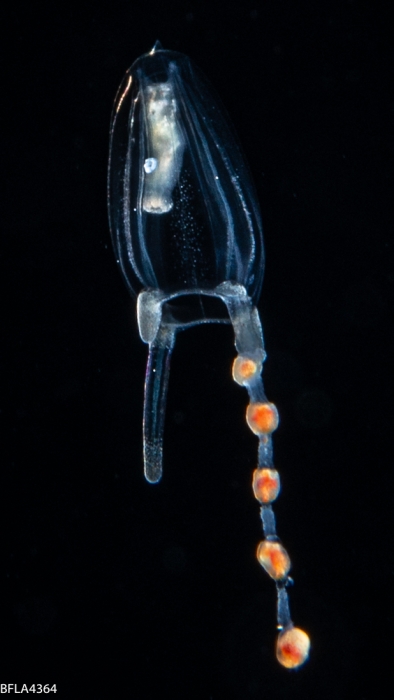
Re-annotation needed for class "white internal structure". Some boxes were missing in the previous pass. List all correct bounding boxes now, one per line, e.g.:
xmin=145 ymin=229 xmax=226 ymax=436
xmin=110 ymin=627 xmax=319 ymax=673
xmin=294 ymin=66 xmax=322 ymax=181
xmin=142 ymin=83 xmax=185 ymax=214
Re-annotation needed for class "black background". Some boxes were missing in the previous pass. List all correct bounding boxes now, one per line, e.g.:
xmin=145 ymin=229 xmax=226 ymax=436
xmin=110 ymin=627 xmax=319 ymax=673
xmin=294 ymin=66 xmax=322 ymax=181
xmin=3 ymin=1 xmax=393 ymax=698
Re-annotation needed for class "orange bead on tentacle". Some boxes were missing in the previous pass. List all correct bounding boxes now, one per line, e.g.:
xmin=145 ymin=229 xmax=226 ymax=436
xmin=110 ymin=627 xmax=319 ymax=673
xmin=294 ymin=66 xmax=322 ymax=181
xmin=232 ymin=355 xmax=262 ymax=385
xmin=256 ymin=540 xmax=291 ymax=580
xmin=276 ymin=627 xmax=310 ymax=669
xmin=252 ymin=468 xmax=280 ymax=503
xmin=246 ymin=402 xmax=279 ymax=435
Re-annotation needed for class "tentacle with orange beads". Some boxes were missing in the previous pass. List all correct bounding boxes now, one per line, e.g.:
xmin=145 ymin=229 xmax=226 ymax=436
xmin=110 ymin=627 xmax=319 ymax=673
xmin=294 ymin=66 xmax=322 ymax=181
xmin=222 ymin=290 xmax=309 ymax=668
xmin=232 ymin=343 xmax=310 ymax=668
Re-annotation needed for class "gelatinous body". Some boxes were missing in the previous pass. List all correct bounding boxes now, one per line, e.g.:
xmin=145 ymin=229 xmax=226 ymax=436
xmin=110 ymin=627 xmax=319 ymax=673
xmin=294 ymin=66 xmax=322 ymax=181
xmin=108 ymin=42 xmax=309 ymax=669
xmin=108 ymin=43 xmax=263 ymax=299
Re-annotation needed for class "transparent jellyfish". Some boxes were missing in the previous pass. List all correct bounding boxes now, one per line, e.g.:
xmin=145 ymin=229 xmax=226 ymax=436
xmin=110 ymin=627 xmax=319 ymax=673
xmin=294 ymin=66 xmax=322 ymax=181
xmin=107 ymin=42 xmax=310 ymax=668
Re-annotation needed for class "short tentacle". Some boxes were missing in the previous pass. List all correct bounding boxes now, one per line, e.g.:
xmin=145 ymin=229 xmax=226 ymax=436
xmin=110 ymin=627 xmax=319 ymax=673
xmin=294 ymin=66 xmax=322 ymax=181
xmin=143 ymin=324 xmax=175 ymax=483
